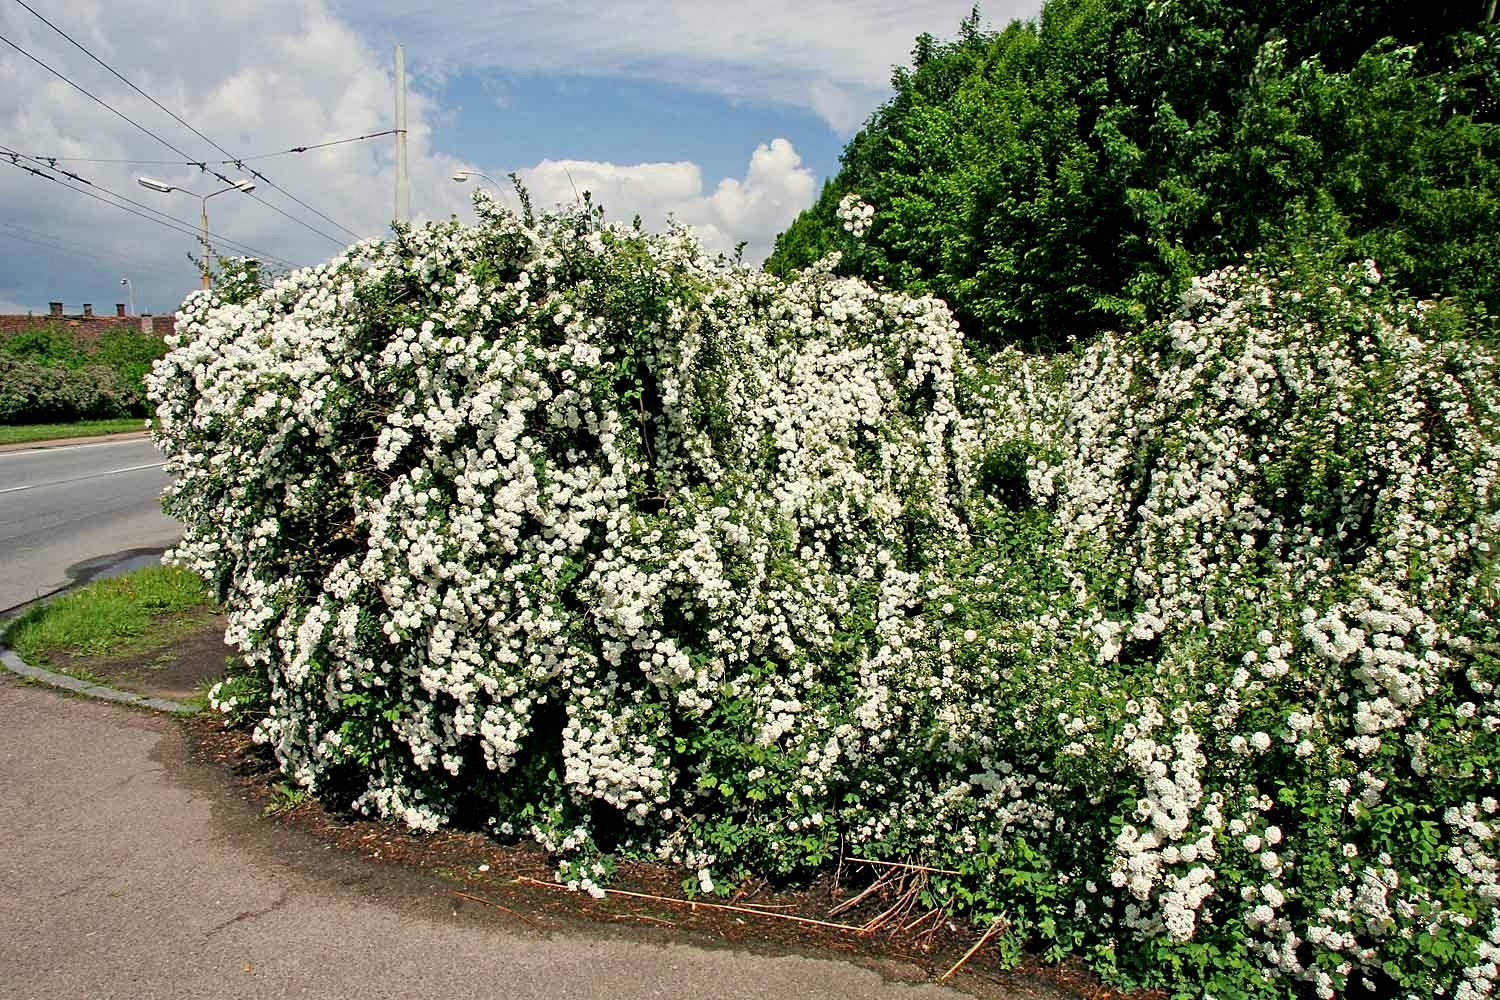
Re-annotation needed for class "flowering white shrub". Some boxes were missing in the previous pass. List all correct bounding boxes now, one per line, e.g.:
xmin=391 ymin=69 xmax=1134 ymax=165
xmin=154 ymin=197 xmax=1498 ymax=999
xmin=938 ymin=260 xmax=1500 ymax=997
xmin=152 ymin=192 xmax=975 ymax=872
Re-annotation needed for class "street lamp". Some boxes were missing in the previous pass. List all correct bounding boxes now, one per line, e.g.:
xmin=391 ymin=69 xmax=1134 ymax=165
xmin=136 ymin=176 xmax=256 ymax=289
xmin=119 ymin=277 xmax=133 ymax=315
xmin=452 ymin=169 xmax=502 ymax=188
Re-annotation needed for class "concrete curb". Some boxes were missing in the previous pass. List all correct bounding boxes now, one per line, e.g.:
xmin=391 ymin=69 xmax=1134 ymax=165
xmin=0 ymin=645 xmax=196 ymax=715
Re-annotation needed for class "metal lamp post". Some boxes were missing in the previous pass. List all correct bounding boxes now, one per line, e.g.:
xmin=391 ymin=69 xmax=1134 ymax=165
xmin=119 ymin=277 xmax=133 ymax=315
xmin=136 ymin=177 xmax=256 ymax=289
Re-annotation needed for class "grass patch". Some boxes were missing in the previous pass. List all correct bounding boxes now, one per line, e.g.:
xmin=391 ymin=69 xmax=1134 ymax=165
xmin=4 ymin=565 xmax=213 ymax=667
xmin=182 ymin=669 xmax=233 ymax=715
xmin=0 ymin=418 xmax=146 ymax=446
xmin=262 ymin=782 xmax=310 ymax=817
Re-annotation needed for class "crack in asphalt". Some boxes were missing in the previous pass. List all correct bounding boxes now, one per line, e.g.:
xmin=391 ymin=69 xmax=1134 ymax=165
xmin=202 ymin=888 xmax=293 ymax=940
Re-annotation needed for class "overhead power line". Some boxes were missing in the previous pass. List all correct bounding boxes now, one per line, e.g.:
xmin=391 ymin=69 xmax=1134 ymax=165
xmin=0 ymin=149 xmax=301 ymax=268
xmin=29 ymin=130 xmax=399 ymax=168
xmin=0 ymin=224 xmax=186 ymax=281
xmin=0 ymin=28 xmax=344 ymax=250
xmin=29 ymin=155 xmax=197 ymax=166
xmin=2 ymin=145 xmax=298 ymax=264
xmin=0 ymin=30 xmax=202 ymax=164
xmin=7 ymin=1 xmax=368 ymax=244
xmin=225 ymin=129 xmax=400 ymax=162
xmin=2 ymin=156 xmax=275 ymax=263
xmin=1 ymin=218 xmax=186 ymax=272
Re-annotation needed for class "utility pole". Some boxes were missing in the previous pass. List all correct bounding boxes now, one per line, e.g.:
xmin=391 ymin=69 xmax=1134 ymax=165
xmin=199 ymin=197 xmax=212 ymax=288
xmin=394 ymin=44 xmax=410 ymax=225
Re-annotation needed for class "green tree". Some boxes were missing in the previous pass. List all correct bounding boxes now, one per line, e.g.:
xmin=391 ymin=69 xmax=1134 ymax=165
xmin=767 ymin=0 xmax=1500 ymax=350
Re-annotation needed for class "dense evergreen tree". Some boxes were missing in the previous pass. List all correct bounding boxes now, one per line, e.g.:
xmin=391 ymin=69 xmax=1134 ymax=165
xmin=767 ymin=1 xmax=1500 ymax=350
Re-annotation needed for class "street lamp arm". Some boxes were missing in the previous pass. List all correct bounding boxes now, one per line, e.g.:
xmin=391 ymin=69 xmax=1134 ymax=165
xmin=205 ymin=179 xmax=257 ymax=200
xmin=136 ymin=176 xmax=257 ymax=290
xmin=453 ymin=170 xmax=502 ymax=187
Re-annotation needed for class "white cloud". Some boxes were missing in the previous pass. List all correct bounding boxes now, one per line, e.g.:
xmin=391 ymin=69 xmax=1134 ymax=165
xmin=0 ymin=0 xmax=478 ymax=314
xmin=339 ymin=1 xmax=1042 ymax=134
xmin=495 ymin=138 xmax=815 ymax=262
xmin=2 ymin=0 xmax=1025 ymax=316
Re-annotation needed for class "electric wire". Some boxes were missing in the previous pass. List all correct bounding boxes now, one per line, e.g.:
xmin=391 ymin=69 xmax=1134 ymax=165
xmin=0 ymin=32 xmax=319 ymax=251
xmin=0 ymin=231 xmax=182 ymax=283
xmin=1 ymin=219 xmax=190 ymax=278
xmin=0 ymin=151 xmax=301 ymax=268
xmin=1 ymin=146 xmax=299 ymax=264
xmin=225 ymin=129 xmax=399 ymax=162
xmin=7 ymin=1 xmax=368 ymax=243
xmin=29 ymin=156 xmax=201 ymax=166
xmin=0 ymin=221 xmax=185 ymax=279
xmin=0 ymin=30 xmax=204 ymax=165
xmin=29 ymin=129 xmax=399 ymax=168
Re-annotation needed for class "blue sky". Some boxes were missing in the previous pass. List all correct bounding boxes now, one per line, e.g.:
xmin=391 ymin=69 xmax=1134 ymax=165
xmin=434 ymin=71 xmax=848 ymax=190
xmin=0 ymin=1 xmax=1040 ymax=316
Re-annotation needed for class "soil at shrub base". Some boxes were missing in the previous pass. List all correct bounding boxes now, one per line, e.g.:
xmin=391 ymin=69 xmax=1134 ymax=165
xmin=46 ymin=610 xmax=232 ymax=702
xmin=43 ymin=607 xmax=1161 ymax=1000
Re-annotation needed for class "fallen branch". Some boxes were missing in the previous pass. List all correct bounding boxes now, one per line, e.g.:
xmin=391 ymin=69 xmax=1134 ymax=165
xmin=611 ymin=912 xmax=676 ymax=927
xmin=844 ymin=856 xmax=963 ymax=877
xmin=828 ymin=873 xmax=901 ymax=918
xmin=938 ymin=912 xmax=1008 ymax=983
xmin=859 ymin=877 xmax=926 ymax=935
xmin=452 ymin=890 xmax=538 ymax=928
xmin=514 ymin=875 xmax=867 ymax=932
xmin=902 ymin=905 xmax=945 ymax=935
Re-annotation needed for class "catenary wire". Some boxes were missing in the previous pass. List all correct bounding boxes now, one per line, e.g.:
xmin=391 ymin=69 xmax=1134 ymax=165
xmin=29 ymin=156 xmax=202 ymax=166
xmin=0 ymin=222 xmax=186 ymax=279
xmin=29 ymin=130 xmax=399 ymax=168
xmin=224 ymin=129 xmax=399 ymax=162
xmin=0 ymin=31 xmax=203 ymax=164
xmin=0 ymin=231 xmax=182 ymax=283
xmin=0 ymin=152 xmax=301 ymax=268
xmin=6 ymin=2 xmax=368 ymax=243
xmin=0 ymin=33 xmax=331 ymax=251
xmin=1 ymin=146 xmax=299 ymax=264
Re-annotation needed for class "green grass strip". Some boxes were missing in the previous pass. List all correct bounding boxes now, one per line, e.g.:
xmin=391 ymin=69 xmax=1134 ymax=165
xmin=5 ymin=566 xmax=213 ymax=666
xmin=0 ymin=418 xmax=147 ymax=446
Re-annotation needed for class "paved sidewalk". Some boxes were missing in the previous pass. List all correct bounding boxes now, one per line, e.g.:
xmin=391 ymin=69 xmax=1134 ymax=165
xmin=0 ymin=678 xmax=959 ymax=1000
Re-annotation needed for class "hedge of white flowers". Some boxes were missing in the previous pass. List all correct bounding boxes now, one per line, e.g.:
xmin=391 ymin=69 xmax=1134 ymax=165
xmin=152 ymin=196 xmax=1498 ymax=999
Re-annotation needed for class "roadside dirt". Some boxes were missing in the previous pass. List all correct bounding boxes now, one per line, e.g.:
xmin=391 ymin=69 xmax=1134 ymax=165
xmin=46 ymin=614 xmax=1156 ymax=1000
xmin=46 ymin=611 xmax=233 ymax=702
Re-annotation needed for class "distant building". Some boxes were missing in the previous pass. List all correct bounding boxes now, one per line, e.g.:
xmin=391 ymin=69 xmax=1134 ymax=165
xmin=0 ymin=300 xmax=175 ymax=340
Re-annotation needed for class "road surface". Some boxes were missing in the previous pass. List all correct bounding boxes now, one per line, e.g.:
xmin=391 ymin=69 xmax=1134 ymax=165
xmin=0 ymin=677 xmax=967 ymax=1000
xmin=0 ymin=435 xmax=179 ymax=612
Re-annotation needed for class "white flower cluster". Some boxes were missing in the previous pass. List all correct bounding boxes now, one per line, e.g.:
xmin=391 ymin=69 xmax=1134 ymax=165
xmin=836 ymin=193 xmax=874 ymax=238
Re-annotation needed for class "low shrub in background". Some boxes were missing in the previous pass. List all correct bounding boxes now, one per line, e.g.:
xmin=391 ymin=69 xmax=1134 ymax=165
xmin=0 ymin=355 xmax=142 ymax=424
xmin=154 ymin=198 xmax=1498 ymax=999
xmin=0 ymin=323 xmax=164 ymax=423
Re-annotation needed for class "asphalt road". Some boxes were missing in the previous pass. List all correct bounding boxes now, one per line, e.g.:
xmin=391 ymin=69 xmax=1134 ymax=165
xmin=0 ymin=435 xmax=179 ymax=612
xmin=0 ymin=677 xmax=968 ymax=1000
